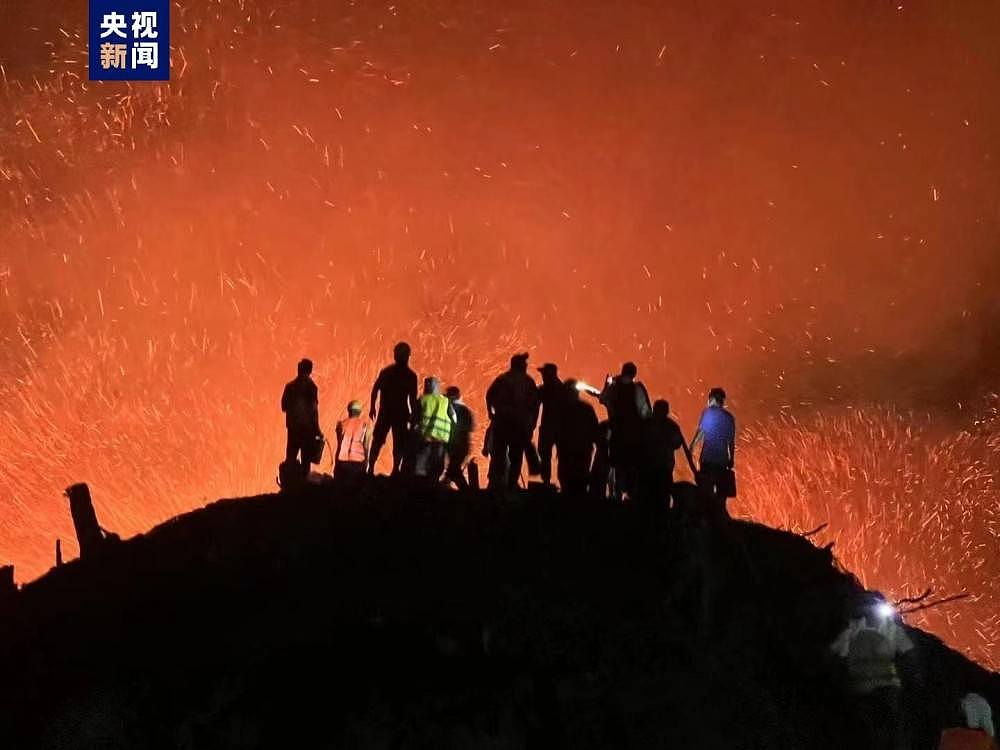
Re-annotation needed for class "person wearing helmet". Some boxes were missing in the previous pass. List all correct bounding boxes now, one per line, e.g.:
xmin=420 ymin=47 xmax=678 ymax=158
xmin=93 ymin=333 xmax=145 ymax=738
xmin=335 ymin=399 xmax=371 ymax=480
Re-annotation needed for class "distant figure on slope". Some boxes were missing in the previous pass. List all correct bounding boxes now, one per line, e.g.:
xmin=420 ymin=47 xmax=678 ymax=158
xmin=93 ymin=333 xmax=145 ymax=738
xmin=536 ymin=363 xmax=566 ymax=487
xmin=599 ymin=361 xmax=652 ymax=500
xmin=555 ymin=380 xmax=599 ymax=495
xmin=830 ymin=594 xmax=916 ymax=750
xmin=335 ymin=400 xmax=370 ymax=480
xmin=368 ymin=342 xmax=419 ymax=476
xmin=689 ymin=387 xmax=736 ymax=518
xmin=414 ymin=376 xmax=455 ymax=481
xmin=281 ymin=358 xmax=321 ymax=477
xmin=485 ymin=353 xmax=539 ymax=489
xmin=443 ymin=385 xmax=474 ymax=490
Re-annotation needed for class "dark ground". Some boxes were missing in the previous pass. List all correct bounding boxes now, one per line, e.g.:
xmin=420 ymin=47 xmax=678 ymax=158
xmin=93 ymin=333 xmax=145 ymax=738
xmin=0 ymin=479 xmax=996 ymax=749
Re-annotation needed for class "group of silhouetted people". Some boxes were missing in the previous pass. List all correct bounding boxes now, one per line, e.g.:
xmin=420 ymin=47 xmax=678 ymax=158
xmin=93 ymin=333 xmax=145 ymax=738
xmin=280 ymin=342 xmax=737 ymax=513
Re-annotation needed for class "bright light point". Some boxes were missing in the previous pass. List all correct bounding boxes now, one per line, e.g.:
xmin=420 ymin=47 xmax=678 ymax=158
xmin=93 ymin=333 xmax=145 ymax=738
xmin=876 ymin=601 xmax=896 ymax=620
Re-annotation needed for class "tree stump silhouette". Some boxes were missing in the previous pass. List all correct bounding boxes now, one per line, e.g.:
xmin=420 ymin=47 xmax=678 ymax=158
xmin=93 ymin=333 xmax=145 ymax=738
xmin=65 ymin=483 xmax=105 ymax=559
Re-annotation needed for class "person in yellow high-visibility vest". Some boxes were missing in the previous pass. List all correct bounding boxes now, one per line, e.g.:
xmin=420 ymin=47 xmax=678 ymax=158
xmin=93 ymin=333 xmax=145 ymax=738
xmin=414 ymin=377 xmax=455 ymax=480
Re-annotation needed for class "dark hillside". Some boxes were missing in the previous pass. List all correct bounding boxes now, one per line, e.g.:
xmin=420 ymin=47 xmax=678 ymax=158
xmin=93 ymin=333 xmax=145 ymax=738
xmin=0 ymin=480 xmax=995 ymax=749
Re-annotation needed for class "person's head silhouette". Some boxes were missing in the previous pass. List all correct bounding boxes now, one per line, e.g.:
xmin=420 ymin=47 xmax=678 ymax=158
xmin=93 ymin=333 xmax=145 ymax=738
xmin=445 ymin=385 xmax=461 ymax=402
xmin=653 ymin=399 xmax=670 ymax=420
xmin=424 ymin=376 xmax=441 ymax=395
xmin=708 ymin=387 xmax=726 ymax=407
xmin=510 ymin=353 xmax=529 ymax=372
xmin=347 ymin=400 xmax=362 ymax=417
xmin=620 ymin=362 xmax=637 ymax=382
xmin=394 ymin=342 xmax=411 ymax=365
xmin=537 ymin=363 xmax=559 ymax=384
xmin=297 ymin=358 xmax=313 ymax=377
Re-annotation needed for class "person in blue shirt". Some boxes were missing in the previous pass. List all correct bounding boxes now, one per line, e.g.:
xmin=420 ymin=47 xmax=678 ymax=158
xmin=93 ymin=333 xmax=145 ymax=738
xmin=689 ymin=387 xmax=736 ymax=517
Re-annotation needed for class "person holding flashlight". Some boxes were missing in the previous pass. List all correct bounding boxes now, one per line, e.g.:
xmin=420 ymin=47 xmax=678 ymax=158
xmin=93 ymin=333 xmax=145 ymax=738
xmin=830 ymin=593 xmax=916 ymax=750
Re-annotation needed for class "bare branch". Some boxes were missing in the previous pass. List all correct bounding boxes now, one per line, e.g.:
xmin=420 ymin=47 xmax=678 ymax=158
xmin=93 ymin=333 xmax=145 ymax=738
xmin=801 ymin=523 xmax=828 ymax=538
xmin=896 ymin=588 xmax=933 ymax=606
xmin=901 ymin=593 xmax=970 ymax=615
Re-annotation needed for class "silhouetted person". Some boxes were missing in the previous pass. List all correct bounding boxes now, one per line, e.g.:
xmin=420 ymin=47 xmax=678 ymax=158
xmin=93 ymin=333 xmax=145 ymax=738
xmin=444 ymin=385 xmax=474 ymax=489
xmin=590 ymin=420 xmax=612 ymax=500
xmin=638 ymin=399 xmax=689 ymax=509
xmin=281 ymin=358 xmax=320 ymax=477
xmin=335 ymin=400 xmax=370 ymax=480
xmin=556 ymin=380 xmax=599 ymax=495
xmin=486 ymin=353 xmax=539 ymax=489
xmin=414 ymin=376 xmax=455 ymax=480
xmin=690 ymin=387 xmax=737 ymax=518
xmin=368 ymin=342 xmax=419 ymax=476
xmin=536 ymin=363 xmax=565 ymax=486
xmin=599 ymin=361 xmax=652 ymax=500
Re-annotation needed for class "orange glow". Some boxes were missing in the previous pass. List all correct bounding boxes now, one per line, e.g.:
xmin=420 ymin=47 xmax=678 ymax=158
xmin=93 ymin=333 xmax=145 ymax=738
xmin=1 ymin=1 xmax=998 ymax=666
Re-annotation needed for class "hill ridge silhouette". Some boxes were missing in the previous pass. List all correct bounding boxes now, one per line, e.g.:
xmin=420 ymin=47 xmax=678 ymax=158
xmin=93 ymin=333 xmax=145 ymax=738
xmin=0 ymin=479 xmax=996 ymax=749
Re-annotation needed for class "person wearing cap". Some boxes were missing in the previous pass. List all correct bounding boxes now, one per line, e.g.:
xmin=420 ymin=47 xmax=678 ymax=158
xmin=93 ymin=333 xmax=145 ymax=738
xmin=536 ymin=363 xmax=565 ymax=486
xmin=335 ymin=399 xmax=371 ymax=480
xmin=485 ymin=353 xmax=539 ymax=489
